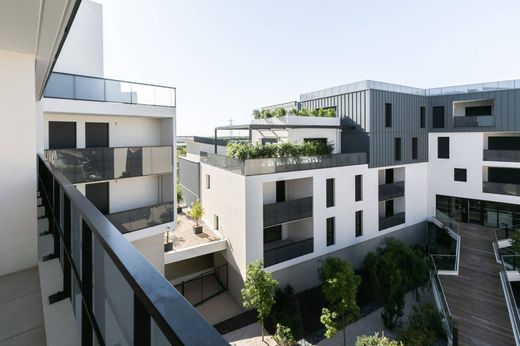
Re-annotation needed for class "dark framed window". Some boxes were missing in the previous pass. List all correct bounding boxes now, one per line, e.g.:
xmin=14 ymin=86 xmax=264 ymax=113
xmin=385 ymin=103 xmax=392 ymax=127
xmin=454 ymin=168 xmax=467 ymax=182
xmin=262 ymin=138 xmax=277 ymax=145
xmin=355 ymin=175 xmax=363 ymax=201
xmin=438 ymin=137 xmax=450 ymax=159
xmin=49 ymin=121 xmax=77 ymax=149
xmin=264 ymin=225 xmax=282 ymax=243
xmin=466 ymin=105 xmax=492 ymax=116
xmin=432 ymin=106 xmax=445 ymax=128
xmin=276 ymin=181 xmax=286 ymax=202
xmin=326 ymin=178 xmax=334 ymax=208
xmin=394 ymin=138 xmax=402 ymax=161
xmin=206 ymin=174 xmax=211 ymax=189
xmin=420 ymin=106 xmax=426 ymax=128
xmin=326 ymin=217 xmax=335 ymax=246
xmin=355 ymin=210 xmax=363 ymax=237
xmin=214 ymin=215 xmax=219 ymax=230
xmin=412 ymin=137 xmax=418 ymax=160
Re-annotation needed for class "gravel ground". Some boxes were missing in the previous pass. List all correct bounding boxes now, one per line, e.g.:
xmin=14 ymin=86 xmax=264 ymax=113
xmin=224 ymin=323 xmax=277 ymax=346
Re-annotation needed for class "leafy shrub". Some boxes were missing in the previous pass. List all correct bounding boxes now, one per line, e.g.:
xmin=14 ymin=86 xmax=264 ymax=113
xmin=399 ymin=303 xmax=446 ymax=346
xmin=270 ymin=285 xmax=303 ymax=339
xmin=288 ymin=107 xmax=336 ymax=117
xmin=356 ymin=332 xmax=403 ymax=346
xmin=252 ymin=108 xmax=287 ymax=119
xmin=226 ymin=141 xmax=333 ymax=160
xmin=273 ymin=324 xmax=296 ymax=346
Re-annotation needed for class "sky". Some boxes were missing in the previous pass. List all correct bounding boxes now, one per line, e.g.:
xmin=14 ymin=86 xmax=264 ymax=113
xmin=96 ymin=0 xmax=520 ymax=136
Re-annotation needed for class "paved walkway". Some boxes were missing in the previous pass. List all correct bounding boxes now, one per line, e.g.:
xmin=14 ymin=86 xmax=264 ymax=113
xmin=0 ymin=267 xmax=45 ymax=346
xmin=440 ymin=223 xmax=515 ymax=346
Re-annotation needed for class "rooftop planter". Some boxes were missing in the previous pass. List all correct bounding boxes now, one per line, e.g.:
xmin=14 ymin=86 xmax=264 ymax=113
xmin=252 ymin=107 xmax=336 ymax=119
xmin=227 ymin=141 xmax=334 ymax=160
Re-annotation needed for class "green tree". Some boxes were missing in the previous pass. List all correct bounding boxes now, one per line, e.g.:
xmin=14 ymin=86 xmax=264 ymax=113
xmin=176 ymin=183 xmax=183 ymax=206
xmin=399 ymin=303 xmax=446 ymax=346
xmin=241 ymin=260 xmax=278 ymax=341
xmin=273 ymin=324 xmax=296 ymax=346
xmin=188 ymin=199 xmax=204 ymax=226
xmin=271 ymin=285 xmax=303 ymax=339
xmin=319 ymin=257 xmax=361 ymax=346
xmin=511 ymin=230 xmax=520 ymax=253
xmin=356 ymin=332 xmax=403 ymax=346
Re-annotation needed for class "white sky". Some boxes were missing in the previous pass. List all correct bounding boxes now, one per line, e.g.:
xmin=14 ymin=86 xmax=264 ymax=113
xmin=96 ymin=0 xmax=520 ymax=136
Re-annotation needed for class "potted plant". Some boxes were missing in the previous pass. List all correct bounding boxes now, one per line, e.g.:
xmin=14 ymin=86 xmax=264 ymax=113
xmin=189 ymin=200 xmax=204 ymax=234
xmin=164 ymin=227 xmax=173 ymax=252
xmin=177 ymin=184 xmax=184 ymax=214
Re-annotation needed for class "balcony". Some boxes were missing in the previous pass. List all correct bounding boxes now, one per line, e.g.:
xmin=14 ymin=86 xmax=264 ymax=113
xmin=484 ymin=150 xmax=520 ymax=162
xmin=264 ymin=238 xmax=314 ymax=267
xmin=379 ymin=212 xmax=406 ymax=231
xmin=44 ymin=72 xmax=176 ymax=107
xmin=453 ymin=115 xmax=495 ymax=127
xmin=484 ymin=181 xmax=520 ymax=196
xmin=263 ymin=197 xmax=313 ymax=227
xmin=45 ymin=146 xmax=172 ymax=184
xmin=106 ymin=202 xmax=174 ymax=234
xmin=378 ymin=181 xmax=405 ymax=201
xmin=200 ymin=152 xmax=367 ymax=176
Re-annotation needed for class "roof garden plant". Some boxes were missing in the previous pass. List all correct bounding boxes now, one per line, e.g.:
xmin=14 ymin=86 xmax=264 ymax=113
xmin=227 ymin=141 xmax=333 ymax=160
xmin=252 ymin=107 xmax=336 ymax=119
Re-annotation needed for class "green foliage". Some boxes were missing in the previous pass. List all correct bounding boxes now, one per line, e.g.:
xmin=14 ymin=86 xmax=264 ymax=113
xmin=355 ymin=332 xmax=403 ymax=346
xmin=288 ymin=107 xmax=336 ymax=117
xmin=177 ymin=146 xmax=186 ymax=157
xmin=511 ymin=231 xmax=520 ymax=253
xmin=271 ymin=285 xmax=303 ymax=339
xmin=399 ymin=303 xmax=446 ymax=346
xmin=319 ymin=257 xmax=361 ymax=344
xmin=252 ymin=107 xmax=287 ymax=119
xmin=188 ymin=199 xmax=203 ymax=226
xmin=176 ymin=183 xmax=183 ymax=204
xmin=241 ymin=260 xmax=278 ymax=341
xmin=273 ymin=324 xmax=296 ymax=346
xmin=226 ymin=141 xmax=333 ymax=160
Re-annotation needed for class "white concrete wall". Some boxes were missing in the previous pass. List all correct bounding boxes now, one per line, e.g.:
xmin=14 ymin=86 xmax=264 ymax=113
xmin=0 ymin=50 xmax=37 ymax=276
xmin=428 ymin=132 xmax=520 ymax=211
xmin=186 ymin=142 xmax=226 ymax=162
xmin=54 ymin=0 xmax=104 ymax=77
xmin=132 ymin=233 xmax=165 ymax=275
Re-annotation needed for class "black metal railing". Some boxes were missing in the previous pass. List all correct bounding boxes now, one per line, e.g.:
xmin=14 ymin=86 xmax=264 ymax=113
xmin=453 ymin=115 xmax=495 ymax=127
xmin=484 ymin=181 xmax=520 ymax=197
xmin=44 ymin=72 xmax=176 ymax=107
xmin=45 ymin=146 xmax=172 ymax=184
xmin=174 ymin=264 xmax=228 ymax=307
xmin=264 ymin=238 xmax=314 ymax=267
xmin=484 ymin=150 xmax=520 ymax=162
xmin=37 ymin=154 xmax=226 ymax=345
xmin=106 ymin=202 xmax=174 ymax=234
xmin=500 ymin=255 xmax=520 ymax=345
xmin=379 ymin=212 xmax=406 ymax=231
xmin=263 ymin=197 xmax=313 ymax=227
xmin=378 ymin=181 xmax=405 ymax=201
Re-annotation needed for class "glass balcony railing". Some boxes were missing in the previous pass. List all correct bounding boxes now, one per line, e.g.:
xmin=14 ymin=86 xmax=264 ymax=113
xmin=430 ymin=257 xmax=454 ymax=342
xmin=264 ymin=238 xmax=314 ymax=267
xmin=263 ymin=197 xmax=313 ymax=227
xmin=200 ymin=152 xmax=367 ymax=176
xmin=484 ymin=150 xmax=520 ymax=162
xmin=378 ymin=181 xmax=405 ymax=201
xmin=432 ymin=254 xmax=457 ymax=271
xmin=379 ymin=212 xmax=406 ymax=231
xmin=453 ymin=115 xmax=495 ymax=127
xmin=106 ymin=202 xmax=174 ymax=234
xmin=484 ymin=181 xmax=520 ymax=197
xmin=45 ymin=146 xmax=172 ymax=184
xmin=44 ymin=72 xmax=176 ymax=107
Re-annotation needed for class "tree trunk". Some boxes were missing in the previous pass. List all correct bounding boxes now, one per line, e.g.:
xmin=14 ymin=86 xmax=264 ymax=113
xmin=342 ymin=314 xmax=346 ymax=346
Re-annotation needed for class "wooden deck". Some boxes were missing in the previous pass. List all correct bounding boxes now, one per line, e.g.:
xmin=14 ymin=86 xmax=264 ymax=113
xmin=440 ymin=223 xmax=515 ymax=346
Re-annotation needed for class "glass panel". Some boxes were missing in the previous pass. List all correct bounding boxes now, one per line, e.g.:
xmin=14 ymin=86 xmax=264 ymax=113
xmin=75 ymin=76 xmax=105 ymax=101
xmin=499 ymin=211 xmax=514 ymax=228
xmin=151 ymin=320 xmax=171 ymax=346
xmin=44 ymin=73 xmax=74 ymax=98
xmin=72 ymin=276 xmax=82 ymax=335
xmin=154 ymin=86 xmax=174 ymax=107
xmin=484 ymin=208 xmax=498 ymax=227
xmin=131 ymin=84 xmax=155 ymax=105
xmin=71 ymin=206 xmax=82 ymax=279
xmin=92 ymin=236 xmax=133 ymax=346
xmin=105 ymin=80 xmax=132 ymax=103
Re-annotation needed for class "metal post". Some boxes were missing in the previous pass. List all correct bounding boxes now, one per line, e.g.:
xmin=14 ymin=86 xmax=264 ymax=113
xmin=81 ymin=221 xmax=93 ymax=346
xmin=214 ymin=129 xmax=218 ymax=154
xmin=134 ymin=294 xmax=151 ymax=346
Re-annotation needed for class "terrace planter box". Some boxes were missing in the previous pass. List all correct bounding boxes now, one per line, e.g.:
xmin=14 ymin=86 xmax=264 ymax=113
xmin=193 ymin=225 xmax=203 ymax=234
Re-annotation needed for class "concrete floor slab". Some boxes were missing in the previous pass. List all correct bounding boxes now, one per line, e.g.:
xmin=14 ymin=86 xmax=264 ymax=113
xmin=196 ymin=292 xmax=244 ymax=325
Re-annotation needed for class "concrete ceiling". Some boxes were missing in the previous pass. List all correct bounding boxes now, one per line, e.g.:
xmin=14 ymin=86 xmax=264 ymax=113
xmin=0 ymin=0 xmax=42 ymax=54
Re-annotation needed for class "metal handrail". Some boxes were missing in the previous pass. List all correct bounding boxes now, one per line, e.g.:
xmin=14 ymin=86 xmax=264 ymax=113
xmin=430 ymin=256 xmax=454 ymax=343
xmin=500 ymin=255 xmax=520 ymax=345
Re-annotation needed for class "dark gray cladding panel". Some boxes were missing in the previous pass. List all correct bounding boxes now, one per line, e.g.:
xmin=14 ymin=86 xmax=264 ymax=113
xmin=428 ymin=89 xmax=520 ymax=132
xmin=369 ymin=90 xmax=429 ymax=168
xmin=179 ymin=157 xmax=200 ymax=206
xmin=299 ymin=90 xmax=370 ymax=131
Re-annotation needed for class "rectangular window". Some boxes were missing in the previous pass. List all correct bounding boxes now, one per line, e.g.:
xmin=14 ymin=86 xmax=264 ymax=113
xmin=385 ymin=103 xmax=392 ymax=127
xmin=438 ymin=137 xmax=450 ymax=159
xmin=465 ymin=105 xmax=492 ymax=116
xmin=214 ymin=215 xmax=219 ymax=230
xmin=355 ymin=210 xmax=363 ymax=237
xmin=276 ymin=181 xmax=286 ymax=202
xmin=432 ymin=106 xmax=445 ymax=128
xmin=420 ymin=107 xmax=426 ymax=128
xmin=326 ymin=217 xmax=335 ymax=246
xmin=261 ymin=138 xmax=277 ymax=145
xmin=412 ymin=137 xmax=418 ymax=160
xmin=206 ymin=174 xmax=211 ymax=189
xmin=326 ymin=178 xmax=335 ymax=208
xmin=454 ymin=168 xmax=467 ymax=182
xmin=394 ymin=138 xmax=401 ymax=161
xmin=355 ymin=175 xmax=363 ymax=201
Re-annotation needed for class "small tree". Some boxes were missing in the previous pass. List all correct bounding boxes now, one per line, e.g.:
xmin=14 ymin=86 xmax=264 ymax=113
xmin=273 ymin=324 xmax=296 ymax=346
xmin=271 ymin=285 xmax=303 ymax=339
xmin=399 ymin=303 xmax=446 ymax=346
xmin=241 ymin=260 xmax=278 ymax=341
xmin=319 ymin=257 xmax=361 ymax=346
xmin=356 ymin=332 xmax=403 ymax=346
xmin=188 ymin=199 xmax=204 ymax=226
xmin=511 ymin=231 xmax=520 ymax=253
xmin=176 ymin=183 xmax=183 ymax=206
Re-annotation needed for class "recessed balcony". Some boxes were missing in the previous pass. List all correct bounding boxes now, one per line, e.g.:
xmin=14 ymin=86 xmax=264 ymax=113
xmin=106 ymin=202 xmax=174 ymax=234
xmin=378 ymin=181 xmax=405 ymax=201
xmin=263 ymin=197 xmax=313 ymax=227
xmin=454 ymin=115 xmax=495 ymax=127
xmin=263 ymin=237 xmax=314 ymax=267
xmin=483 ymin=182 xmax=520 ymax=197
xmin=379 ymin=212 xmax=406 ymax=231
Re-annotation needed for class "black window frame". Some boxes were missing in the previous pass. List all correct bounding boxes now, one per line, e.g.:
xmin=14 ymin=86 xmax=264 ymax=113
xmin=454 ymin=168 xmax=467 ymax=182
xmin=385 ymin=103 xmax=392 ymax=128
xmin=326 ymin=217 xmax=335 ymax=246
xmin=394 ymin=137 xmax=402 ymax=161
xmin=432 ymin=106 xmax=445 ymax=128
xmin=355 ymin=210 xmax=363 ymax=237
xmin=412 ymin=137 xmax=418 ymax=160
xmin=438 ymin=137 xmax=450 ymax=159
xmin=355 ymin=175 xmax=363 ymax=201
xmin=420 ymin=106 xmax=426 ymax=128
xmin=206 ymin=174 xmax=211 ymax=189
xmin=214 ymin=214 xmax=219 ymax=230
xmin=326 ymin=178 xmax=335 ymax=208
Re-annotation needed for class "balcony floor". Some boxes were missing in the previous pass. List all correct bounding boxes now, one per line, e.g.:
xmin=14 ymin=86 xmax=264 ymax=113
xmin=165 ymin=213 xmax=221 ymax=251
xmin=0 ymin=267 xmax=45 ymax=345
xmin=440 ymin=223 xmax=514 ymax=345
